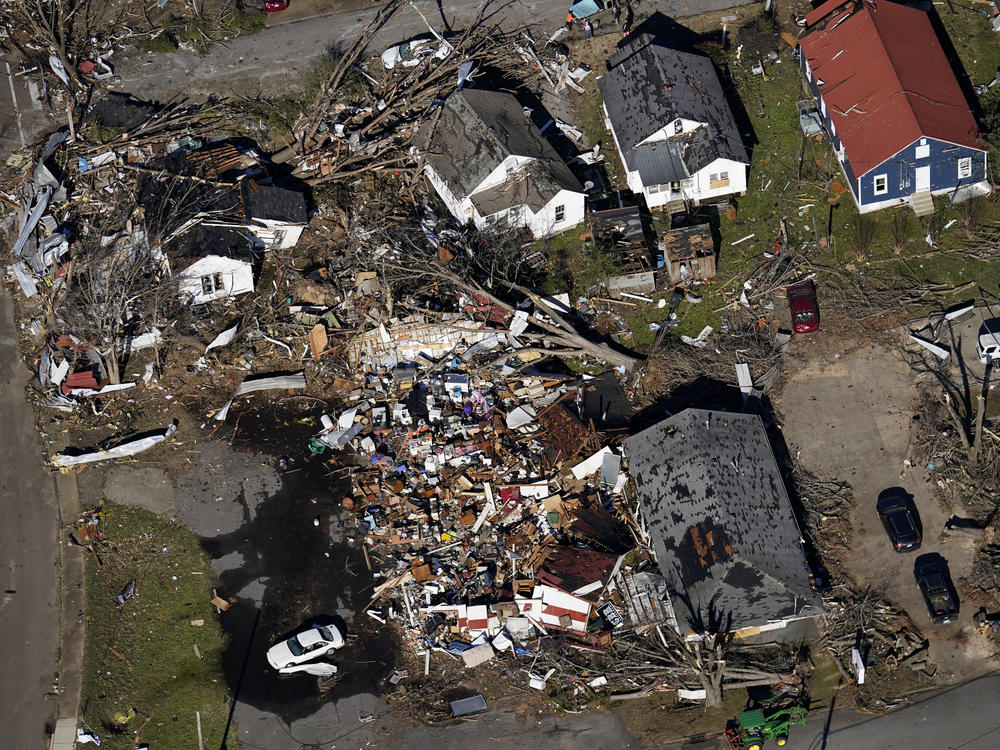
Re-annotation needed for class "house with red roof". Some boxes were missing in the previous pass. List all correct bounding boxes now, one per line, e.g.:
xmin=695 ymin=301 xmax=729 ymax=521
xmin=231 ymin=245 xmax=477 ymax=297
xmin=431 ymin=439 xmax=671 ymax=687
xmin=799 ymin=0 xmax=989 ymax=215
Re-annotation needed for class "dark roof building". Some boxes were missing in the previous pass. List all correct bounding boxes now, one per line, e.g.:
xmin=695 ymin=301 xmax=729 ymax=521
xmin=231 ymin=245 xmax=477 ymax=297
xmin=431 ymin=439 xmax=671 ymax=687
xmin=624 ymin=410 xmax=822 ymax=636
xmin=599 ymin=37 xmax=748 ymax=191
xmin=422 ymin=89 xmax=585 ymax=238
xmin=242 ymin=182 xmax=309 ymax=224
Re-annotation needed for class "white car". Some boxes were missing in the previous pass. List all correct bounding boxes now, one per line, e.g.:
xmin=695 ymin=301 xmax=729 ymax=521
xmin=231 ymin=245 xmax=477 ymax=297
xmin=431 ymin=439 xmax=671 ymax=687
xmin=266 ymin=624 xmax=345 ymax=670
xmin=381 ymin=37 xmax=453 ymax=69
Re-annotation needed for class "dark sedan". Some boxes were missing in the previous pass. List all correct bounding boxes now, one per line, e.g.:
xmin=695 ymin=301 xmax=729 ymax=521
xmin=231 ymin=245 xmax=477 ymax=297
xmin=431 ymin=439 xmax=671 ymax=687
xmin=877 ymin=490 xmax=921 ymax=552
xmin=914 ymin=554 xmax=959 ymax=625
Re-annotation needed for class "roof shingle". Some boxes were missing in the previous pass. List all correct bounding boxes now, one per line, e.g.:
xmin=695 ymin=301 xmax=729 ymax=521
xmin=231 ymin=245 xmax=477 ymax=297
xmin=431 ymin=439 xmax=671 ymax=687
xmin=800 ymin=0 xmax=983 ymax=177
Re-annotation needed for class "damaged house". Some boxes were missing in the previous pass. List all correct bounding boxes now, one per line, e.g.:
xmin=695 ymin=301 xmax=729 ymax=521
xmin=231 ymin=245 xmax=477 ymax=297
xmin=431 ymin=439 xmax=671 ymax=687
xmin=421 ymin=89 xmax=586 ymax=238
xmin=799 ymin=0 xmax=989 ymax=215
xmin=624 ymin=409 xmax=823 ymax=639
xmin=599 ymin=35 xmax=749 ymax=211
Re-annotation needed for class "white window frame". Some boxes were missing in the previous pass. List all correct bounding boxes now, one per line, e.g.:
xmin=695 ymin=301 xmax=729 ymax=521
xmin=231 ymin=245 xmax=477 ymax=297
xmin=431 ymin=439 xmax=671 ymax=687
xmin=915 ymin=144 xmax=930 ymax=159
xmin=554 ymin=204 xmax=566 ymax=223
xmin=674 ymin=120 xmax=683 ymax=135
xmin=957 ymin=157 xmax=972 ymax=179
xmin=873 ymin=174 xmax=888 ymax=195
xmin=200 ymin=272 xmax=224 ymax=296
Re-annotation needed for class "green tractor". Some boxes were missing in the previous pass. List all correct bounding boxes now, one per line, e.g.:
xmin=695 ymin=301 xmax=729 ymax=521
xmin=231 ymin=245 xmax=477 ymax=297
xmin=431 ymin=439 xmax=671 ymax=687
xmin=724 ymin=706 xmax=807 ymax=750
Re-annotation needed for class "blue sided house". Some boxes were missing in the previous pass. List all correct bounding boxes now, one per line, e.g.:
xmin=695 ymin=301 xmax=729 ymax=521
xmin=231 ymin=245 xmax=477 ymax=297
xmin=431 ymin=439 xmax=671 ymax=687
xmin=799 ymin=0 xmax=989 ymax=215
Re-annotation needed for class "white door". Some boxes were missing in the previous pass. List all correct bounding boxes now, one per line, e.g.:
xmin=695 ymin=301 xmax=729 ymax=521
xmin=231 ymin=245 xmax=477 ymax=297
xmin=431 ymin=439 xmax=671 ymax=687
xmin=915 ymin=165 xmax=931 ymax=192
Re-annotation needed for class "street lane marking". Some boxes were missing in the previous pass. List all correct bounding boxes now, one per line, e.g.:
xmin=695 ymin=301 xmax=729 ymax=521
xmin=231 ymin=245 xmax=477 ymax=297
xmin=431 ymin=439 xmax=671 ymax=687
xmin=5 ymin=62 xmax=26 ymax=148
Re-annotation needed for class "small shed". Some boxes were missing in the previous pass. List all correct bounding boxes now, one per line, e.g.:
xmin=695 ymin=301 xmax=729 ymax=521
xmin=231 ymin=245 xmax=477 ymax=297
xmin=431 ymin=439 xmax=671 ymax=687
xmin=591 ymin=205 xmax=656 ymax=296
xmin=662 ymin=223 xmax=716 ymax=284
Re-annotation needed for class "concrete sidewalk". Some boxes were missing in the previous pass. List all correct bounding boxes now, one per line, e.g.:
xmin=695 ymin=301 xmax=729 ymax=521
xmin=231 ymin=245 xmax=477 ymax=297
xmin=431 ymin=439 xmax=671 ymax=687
xmin=55 ymin=471 xmax=86 ymax=739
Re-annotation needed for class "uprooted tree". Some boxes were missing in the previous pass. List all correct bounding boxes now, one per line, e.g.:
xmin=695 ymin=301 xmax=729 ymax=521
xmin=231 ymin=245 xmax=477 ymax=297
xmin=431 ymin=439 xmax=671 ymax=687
xmin=2 ymin=0 xmax=133 ymax=89
xmin=355 ymin=223 xmax=643 ymax=370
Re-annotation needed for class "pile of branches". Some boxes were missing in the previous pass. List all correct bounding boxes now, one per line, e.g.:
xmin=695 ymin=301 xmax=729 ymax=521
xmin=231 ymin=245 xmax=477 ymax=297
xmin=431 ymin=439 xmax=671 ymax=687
xmin=719 ymin=251 xmax=813 ymax=314
xmin=791 ymin=465 xmax=854 ymax=553
xmin=821 ymin=585 xmax=930 ymax=681
xmin=285 ymin=0 xmax=538 ymax=187
xmin=642 ymin=312 xmax=783 ymax=400
xmin=820 ymin=263 xmax=922 ymax=322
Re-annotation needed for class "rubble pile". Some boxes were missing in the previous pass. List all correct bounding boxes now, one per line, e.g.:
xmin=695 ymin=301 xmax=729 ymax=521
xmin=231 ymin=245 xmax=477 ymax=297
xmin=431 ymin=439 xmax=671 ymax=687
xmin=312 ymin=353 xmax=688 ymax=696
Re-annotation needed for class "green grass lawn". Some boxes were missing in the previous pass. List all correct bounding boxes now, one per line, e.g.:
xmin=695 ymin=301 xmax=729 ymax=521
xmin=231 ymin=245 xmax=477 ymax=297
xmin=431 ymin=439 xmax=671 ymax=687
xmin=81 ymin=504 xmax=231 ymax=749
xmin=555 ymin=12 xmax=1000 ymax=351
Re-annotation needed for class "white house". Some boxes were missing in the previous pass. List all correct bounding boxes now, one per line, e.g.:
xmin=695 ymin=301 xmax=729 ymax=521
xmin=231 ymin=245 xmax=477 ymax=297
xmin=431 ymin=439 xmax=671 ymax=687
xmin=599 ymin=36 xmax=749 ymax=210
xmin=422 ymin=89 xmax=586 ymax=239
xmin=167 ymin=225 xmax=258 ymax=305
xmin=177 ymin=254 xmax=255 ymax=305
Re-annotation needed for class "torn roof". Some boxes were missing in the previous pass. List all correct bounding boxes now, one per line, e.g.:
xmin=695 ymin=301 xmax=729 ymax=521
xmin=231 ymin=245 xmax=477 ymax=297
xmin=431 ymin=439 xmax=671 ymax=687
xmin=624 ymin=410 xmax=822 ymax=633
xmin=425 ymin=89 xmax=581 ymax=203
xmin=800 ymin=0 xmax=983 ymax=177
xmin=599 ymin=38 xmax=748 ymax=179
xmin=242 ymin=182 xmax=309 ymax=224
xmin=662 ymin=223 xmax=714 ymax=262
xmin=536 ymin=546 xmax=621 ymax=603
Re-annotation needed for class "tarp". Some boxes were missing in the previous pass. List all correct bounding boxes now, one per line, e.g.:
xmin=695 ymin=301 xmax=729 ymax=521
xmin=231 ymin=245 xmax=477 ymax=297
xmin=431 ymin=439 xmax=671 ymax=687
xmin=570 ymin=0 xmax=601 ymax=18
xmin=214 ymin=371 xmax=307 ymax=421
xmin=52 ymin=423 xmax=177 ymax=467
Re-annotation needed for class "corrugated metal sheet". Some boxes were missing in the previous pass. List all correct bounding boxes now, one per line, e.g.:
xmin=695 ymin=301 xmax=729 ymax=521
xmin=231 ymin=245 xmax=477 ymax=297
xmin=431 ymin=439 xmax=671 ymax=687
xmin=800 ymin=1 xmax=983 ymax=177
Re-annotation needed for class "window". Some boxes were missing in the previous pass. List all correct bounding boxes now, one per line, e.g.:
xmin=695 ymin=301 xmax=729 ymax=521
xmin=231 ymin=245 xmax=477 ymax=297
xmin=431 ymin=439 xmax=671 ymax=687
xmin=273 ymin=229 xmax=286 ymax=246
xmin=554 ymin=205 xmax=566 ymax=223
xmin=647 ymin=184 xmax=661 ymax=194
xmin=957 ymin=157 xmax=972 ymax=179
xmin=873 ymin=174 xmax=888 ymax=195
xmin=709 ymin=171 xmax=730 ymax=188
xmin=200 ymin=273 xmax=224 ymax=296
xmin=674 ymin=120 xmax=683 ymax=135
xmin=915 ymin=144 xmax=930 ymax=159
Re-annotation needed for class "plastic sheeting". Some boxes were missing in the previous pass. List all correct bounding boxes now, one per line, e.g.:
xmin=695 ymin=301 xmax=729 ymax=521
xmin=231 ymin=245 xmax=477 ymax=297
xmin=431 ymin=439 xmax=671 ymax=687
xmin=52 ymin=423 xmax=177 ymax=467
xmin=214 ymin=372 xmax=307 ymax=421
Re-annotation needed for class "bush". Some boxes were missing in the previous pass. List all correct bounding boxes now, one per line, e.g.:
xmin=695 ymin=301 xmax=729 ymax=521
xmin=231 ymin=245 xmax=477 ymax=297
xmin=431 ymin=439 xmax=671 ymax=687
xmin=849 ymin=216 xmax=878 ymax=259
xmin=228 ymin=5 xmax=267 ymax=35
xmin=136 ymin=32 xmax=179 ymax=54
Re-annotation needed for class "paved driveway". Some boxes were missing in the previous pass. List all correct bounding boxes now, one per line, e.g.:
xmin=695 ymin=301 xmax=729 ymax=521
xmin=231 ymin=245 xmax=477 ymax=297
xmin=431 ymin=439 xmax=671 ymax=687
xmin=778 ymin=341 xmax=989 ymax=681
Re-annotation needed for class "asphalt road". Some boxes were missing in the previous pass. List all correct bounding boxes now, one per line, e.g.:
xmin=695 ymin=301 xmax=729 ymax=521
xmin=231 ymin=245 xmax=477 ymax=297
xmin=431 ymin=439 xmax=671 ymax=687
xmin=0 ymin=289 xmax=61 ymax=746
xmin=114 ymin=0 xmax=756 ymax=99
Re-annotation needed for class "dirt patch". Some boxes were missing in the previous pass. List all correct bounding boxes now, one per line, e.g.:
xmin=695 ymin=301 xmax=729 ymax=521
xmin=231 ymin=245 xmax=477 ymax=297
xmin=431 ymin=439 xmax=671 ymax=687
xmin=778 ymin=342 xmax=993 ymax=683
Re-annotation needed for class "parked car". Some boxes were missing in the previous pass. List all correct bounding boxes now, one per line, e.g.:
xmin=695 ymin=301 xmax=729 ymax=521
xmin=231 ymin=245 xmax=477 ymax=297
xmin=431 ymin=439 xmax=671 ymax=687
xmin=876 ymin=490 xmax=921 ymax=552
xmin=975 ymin=319 xmax=1000 ymax=364
xmin=786 ymin=280 xmax=819 ymax=333
xmin=381 ymin=37 xmax=453 ymax=69
xmin=264 ymin=0 xmax=288 ymax=12
xmin=266 ymin=624 xmax=344 ymax=670
xmin=914 ymin=554 xmax=959 ymax=625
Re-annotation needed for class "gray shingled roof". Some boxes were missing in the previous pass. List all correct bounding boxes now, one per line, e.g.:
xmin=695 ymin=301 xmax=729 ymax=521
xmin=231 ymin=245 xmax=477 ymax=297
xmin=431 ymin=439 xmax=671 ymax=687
xmin=426 ymin=89 xmax=581 ymax=207
xmin=599 ymin=38 xmax=748 ymax=179
xmin=242 ymin=183 xmax=308 ymax=224
xmin=624 ymin=410 xmax=822 ymax=634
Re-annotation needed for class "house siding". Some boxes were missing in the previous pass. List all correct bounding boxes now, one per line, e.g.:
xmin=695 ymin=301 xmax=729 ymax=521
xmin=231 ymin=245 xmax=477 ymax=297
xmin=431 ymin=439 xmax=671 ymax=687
xmin=801 ymin=52 xmax=989 ymax=212
xmin=856 ymin=140 xmax=987 ymax=210
xmin=177 ymin=256 xmax=255 ymax=305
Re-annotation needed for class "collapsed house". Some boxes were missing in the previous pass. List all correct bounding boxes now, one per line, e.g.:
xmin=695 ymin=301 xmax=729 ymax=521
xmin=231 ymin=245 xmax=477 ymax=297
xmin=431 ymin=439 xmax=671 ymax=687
xmin=599 ymin=35 xmax=749 ymax=211
xmin=799 ymin=0 xmax=989 ymax=215
xmin=624 ymin=409 xmax=823 ymax=640
xmin=421 ymin=89 xmax=586 ymax=238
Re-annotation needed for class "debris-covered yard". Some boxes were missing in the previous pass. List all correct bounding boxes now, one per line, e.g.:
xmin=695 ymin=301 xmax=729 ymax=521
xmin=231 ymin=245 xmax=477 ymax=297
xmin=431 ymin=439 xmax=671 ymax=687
xmin=6 ymin=0 xmax=1000 ymax=746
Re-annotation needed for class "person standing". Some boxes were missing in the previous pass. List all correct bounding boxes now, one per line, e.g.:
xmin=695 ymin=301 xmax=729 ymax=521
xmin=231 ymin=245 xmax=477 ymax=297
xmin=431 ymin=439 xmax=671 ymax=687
xmin=612 ymin=2 xmax=621 ymax=25
xmin=566 ymin=8 xmax=575 ymax=30
xmin=583 ymin=19 xmax=593 ymax=38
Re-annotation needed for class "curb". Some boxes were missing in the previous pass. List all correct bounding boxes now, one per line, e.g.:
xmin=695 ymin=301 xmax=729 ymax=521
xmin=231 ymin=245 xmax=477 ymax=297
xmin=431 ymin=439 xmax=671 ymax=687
xmin=54 ymin=471 xmax=86 ymax=736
